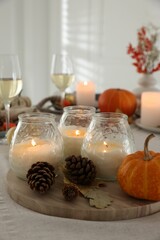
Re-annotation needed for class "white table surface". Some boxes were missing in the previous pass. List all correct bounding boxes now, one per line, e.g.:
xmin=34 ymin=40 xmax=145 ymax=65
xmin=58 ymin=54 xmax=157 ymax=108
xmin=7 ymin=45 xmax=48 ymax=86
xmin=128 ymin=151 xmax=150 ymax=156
xmin=1 ymin=124 xmax=160 ymax=240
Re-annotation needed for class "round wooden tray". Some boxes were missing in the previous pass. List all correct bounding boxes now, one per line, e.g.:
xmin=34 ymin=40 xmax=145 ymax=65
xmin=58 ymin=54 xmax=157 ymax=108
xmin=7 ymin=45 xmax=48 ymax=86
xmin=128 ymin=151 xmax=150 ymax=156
xmin=6 ymin=170 xmax=160 ymax=221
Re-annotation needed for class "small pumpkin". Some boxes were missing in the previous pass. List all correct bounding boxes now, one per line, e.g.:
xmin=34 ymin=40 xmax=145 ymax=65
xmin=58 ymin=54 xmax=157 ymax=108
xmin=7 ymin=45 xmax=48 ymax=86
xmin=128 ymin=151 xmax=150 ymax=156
xmin=117 ymin=134 xmax=160 ymax=201
xmin=98 ymin=88 xmax=137 ymax=116
xmin=11 ymin=96 xmax=32 ymax=108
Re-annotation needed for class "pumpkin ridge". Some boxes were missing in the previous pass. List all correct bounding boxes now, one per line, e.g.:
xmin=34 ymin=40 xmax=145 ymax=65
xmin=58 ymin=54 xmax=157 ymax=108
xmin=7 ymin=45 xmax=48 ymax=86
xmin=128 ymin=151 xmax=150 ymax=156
xmin=147 ymin=160 xmax=160 ymax=200
xmin=128 ymin=161 xmax=147 ymax=198
xmin=126 ymin=161 xmax=142 ymax=194
xmin=143 ymin=163 xmax=148 ymax=199
xmin=107 ymin=89 xmax=116 ymax=111
xmin=119 ymin=91 xmax=126 ymax=112
xmin=117 ymin=90 xmax=122 ymax=112
xmin=124 ymin=92 xmax=132 ymax=112
xmin=122 ymin=91 xmax=135 ymax=116
xmin=154 ymin=157 xmax=160 ymax=167
xmin=118 ymin=158 xmax=140 ymax=193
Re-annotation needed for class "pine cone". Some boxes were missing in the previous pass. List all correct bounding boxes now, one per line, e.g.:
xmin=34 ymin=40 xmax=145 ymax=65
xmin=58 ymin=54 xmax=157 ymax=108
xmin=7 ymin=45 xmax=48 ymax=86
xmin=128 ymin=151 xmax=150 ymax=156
xmin=62 ymin=184 xmax=79 ymax=201
xmin=64 ymin=155 xmax=96 ymax=185
xmin=26 ymin=161 xmax=56 ymax=193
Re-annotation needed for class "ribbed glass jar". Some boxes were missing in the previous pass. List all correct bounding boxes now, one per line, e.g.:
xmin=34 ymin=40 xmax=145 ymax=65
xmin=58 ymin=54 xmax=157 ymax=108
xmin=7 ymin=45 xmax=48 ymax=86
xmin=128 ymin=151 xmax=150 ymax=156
xmin=81 ymin=112 xmax=136 ymax=181
xmin=59 ymin=105 xmax=96 ymax=159
xmin=9 ymin=112 xmax=63 ymax=180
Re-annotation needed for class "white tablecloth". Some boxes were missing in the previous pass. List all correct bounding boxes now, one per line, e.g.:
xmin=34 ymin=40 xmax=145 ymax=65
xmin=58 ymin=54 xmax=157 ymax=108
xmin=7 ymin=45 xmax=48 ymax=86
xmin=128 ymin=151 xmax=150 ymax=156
xmin=0 ymin=125 xmax=160 ymax=240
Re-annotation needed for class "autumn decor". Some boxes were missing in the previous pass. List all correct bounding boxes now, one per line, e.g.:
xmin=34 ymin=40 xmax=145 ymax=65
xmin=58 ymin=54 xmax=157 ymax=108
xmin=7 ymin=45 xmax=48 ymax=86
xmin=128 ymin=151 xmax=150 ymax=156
xmin=127 ymin=24 xmax=160 ymax=74
xmin=26 ymin=161 xmax=56 ymax=194
xmin=64 ymin=176 xmax=113 ymax=208
xmin=64 ymin=155 xmax=96 ymax=185
xmin=117 ymin=134 xmax=160 ymax=201
xmin=62 ymin=183 xmax=79 ymax=201
xmin=98 ymin=88 xmax=137 ymax=117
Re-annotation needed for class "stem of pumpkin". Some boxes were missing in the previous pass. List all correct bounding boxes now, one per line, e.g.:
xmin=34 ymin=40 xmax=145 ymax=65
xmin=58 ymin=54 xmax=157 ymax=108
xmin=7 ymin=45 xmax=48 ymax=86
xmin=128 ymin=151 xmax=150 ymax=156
xmin=144 ymin=133 xmax=155 ymax=160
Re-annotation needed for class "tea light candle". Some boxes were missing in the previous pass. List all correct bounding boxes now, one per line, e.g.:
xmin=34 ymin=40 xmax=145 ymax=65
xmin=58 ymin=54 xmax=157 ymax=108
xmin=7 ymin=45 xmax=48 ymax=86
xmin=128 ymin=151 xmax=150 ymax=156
xmin=9 ymin=138 xmax=61 ymax=180
xmin=61 ymin=126 xmax=86 ymax=159
xmin=76 ymin=81 xmax=96 ymax=106
xmin=82 ymin=140 xmax=126 ymax=180
xmin=141 ymin=92 xmax=160 ymax=127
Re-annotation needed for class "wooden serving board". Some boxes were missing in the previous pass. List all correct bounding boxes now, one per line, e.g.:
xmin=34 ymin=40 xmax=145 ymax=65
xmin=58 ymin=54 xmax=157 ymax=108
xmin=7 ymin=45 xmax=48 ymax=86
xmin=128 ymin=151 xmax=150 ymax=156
xmin=6 ymin=170 xmax=160 ymax=221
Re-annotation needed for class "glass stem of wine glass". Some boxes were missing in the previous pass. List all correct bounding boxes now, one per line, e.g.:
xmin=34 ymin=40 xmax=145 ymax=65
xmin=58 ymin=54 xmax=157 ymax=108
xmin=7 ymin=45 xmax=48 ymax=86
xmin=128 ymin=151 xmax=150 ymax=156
xmin=60 ymin=91 xmax=65 ymax=108
xmin=4 ymin=102 xmax=10 ymax=132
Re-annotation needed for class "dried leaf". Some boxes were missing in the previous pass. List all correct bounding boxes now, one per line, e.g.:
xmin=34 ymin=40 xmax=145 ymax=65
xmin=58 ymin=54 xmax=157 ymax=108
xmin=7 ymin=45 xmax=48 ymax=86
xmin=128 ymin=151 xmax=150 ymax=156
xmin=79 ymin=187 xmax=113 ymax=209
xmin=63 ymin=177 xmax=113 ymax=209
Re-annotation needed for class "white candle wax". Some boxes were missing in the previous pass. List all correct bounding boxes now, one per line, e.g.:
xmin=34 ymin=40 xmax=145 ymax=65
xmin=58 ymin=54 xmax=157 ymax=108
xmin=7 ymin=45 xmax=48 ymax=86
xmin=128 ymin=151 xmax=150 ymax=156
xmin=82 ymin=141 xmax=126 ymax=180
xmin=9 ymin=138 xmax=62 ymax=180
xmin=76 ymin=81 xmax=96 ymax=106
xmin=141 ymin=92 xmax=160 ymax=127
xmin=61 ymin=126 xmax=86 ymax=159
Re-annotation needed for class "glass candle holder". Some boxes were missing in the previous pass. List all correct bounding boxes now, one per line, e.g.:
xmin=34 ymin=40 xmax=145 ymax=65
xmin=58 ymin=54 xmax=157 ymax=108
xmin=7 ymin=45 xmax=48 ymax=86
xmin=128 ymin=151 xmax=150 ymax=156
xmin=59 ymin=105 xmax=96 ymax=159
xmin=9 ymin=112 xmax=63 ymax=180
xmin=81 ymin=112 xmax=136 ymax=181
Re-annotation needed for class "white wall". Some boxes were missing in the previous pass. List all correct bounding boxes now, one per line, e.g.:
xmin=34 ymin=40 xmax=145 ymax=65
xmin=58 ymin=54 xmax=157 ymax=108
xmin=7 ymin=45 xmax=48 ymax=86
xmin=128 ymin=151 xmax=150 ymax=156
xmin=60 ymin=0 xmax=160 ymax=93
xmin=0 ymin=0 xmax=159 ymax=104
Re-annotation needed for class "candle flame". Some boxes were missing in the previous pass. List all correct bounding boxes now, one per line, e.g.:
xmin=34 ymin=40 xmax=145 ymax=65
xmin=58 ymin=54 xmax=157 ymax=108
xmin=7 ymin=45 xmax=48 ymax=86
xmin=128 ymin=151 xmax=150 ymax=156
xmin=103 ymin=141 xmax=108 ymax=147
xmin=75 ymin=130 xmax=80 ymax=136
xmin=31 ymin=139 xmax=36 ymax=147
xmin=103 ymin=141 xmax=108 ymax=153
xmin=84 ymin=81 xmax=88 ymax=86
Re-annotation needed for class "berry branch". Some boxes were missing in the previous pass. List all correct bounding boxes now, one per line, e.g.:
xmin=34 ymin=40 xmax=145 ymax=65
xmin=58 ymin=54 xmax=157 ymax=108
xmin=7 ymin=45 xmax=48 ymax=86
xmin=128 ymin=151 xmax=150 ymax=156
xmin=127 ymin=24 xmax=160 ymax=74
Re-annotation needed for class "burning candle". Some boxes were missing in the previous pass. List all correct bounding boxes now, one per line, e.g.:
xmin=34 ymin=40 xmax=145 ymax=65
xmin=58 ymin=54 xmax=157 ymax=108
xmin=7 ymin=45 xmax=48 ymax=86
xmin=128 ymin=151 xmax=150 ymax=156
xmin=141 ymin=92 xmax=160 ymax=127
xmin=82 ymin=140 xmax=126 ymax=180
xmin=76 ymin=81 xmax=96 ymax=106
xmin=61 ymin=126 xmax=86 ymax=159
xmin=9 ymin=138 xmax=62 ymax=180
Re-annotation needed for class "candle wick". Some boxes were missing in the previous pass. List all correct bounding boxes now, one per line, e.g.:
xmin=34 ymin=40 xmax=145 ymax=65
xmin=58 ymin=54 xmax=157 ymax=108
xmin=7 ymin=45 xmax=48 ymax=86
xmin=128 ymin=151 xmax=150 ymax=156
xmin=104 ymin=141 xmax=108 ymax=148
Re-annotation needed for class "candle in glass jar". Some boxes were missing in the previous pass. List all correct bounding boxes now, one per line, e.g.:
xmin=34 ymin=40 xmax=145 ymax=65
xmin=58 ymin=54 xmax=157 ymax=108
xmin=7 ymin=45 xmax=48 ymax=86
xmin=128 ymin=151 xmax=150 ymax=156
xmin=141 ymin=92 xmax=160 ymax=127
xmin=9 ymin=138 xmax=61 ymax=180
xmin=76 ymin=81 xmax=96 ymax=106
xmin=82 ymin=140 xmax=126 ymax=180
xmin=61 ymin=126 xmax=86 ymax=159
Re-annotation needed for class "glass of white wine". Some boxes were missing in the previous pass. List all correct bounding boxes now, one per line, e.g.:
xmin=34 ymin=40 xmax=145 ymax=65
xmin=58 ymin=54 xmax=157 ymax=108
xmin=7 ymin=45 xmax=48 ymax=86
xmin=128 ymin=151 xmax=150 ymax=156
xmin=0 ymin=54 xmax=23 ymax=144
xmin=51 ymin=53 xmax=75 ymax=108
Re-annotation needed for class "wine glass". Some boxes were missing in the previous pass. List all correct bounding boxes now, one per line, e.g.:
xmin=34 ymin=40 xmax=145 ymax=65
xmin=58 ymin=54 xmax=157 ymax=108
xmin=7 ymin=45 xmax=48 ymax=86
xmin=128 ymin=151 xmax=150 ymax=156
xmin=50 ymin=53 xmax=75 ymax=108
xmin=0 ymin=54 xmax=23 ymax=144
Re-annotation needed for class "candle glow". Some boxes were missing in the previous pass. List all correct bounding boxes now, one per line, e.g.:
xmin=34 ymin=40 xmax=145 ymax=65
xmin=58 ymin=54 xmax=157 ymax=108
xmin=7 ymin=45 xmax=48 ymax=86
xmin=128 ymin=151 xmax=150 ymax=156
xmin=60 ymin=127 xmax=86 ymax=159
xmin=75 ymin=130 xmax=82 ymax=136
xmin=82 ymin=140 xmax=126 ymax=180
xmin=9 ymin=138 xmax=62 ymax=180
xmin=141 ymin=92 xmax=160 ymax=127
xmin=76 ymin=81 xmax=96 ymax=106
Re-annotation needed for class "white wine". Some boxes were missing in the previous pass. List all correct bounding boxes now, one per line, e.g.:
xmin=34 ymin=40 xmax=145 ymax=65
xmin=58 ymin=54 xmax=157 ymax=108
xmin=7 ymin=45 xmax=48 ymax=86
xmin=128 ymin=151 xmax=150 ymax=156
xmin=51 ymin=74 xmax=75 ymax=91
xmin=0 ymin=78 xmax=23 ymax=103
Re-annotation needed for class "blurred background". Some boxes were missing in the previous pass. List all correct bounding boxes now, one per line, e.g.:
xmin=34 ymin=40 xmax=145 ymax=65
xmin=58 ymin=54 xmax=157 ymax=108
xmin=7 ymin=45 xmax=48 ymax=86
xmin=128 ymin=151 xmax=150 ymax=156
xmin=0 ymin=0 xmax=159 ymax=104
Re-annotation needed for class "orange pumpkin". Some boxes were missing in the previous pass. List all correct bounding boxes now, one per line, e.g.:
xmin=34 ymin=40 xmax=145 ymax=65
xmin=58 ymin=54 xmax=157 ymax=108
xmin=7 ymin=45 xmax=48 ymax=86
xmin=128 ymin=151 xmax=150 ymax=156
xmin=98 ymin=88 xmax=137 ymax=116
xmin=117 ymin=134 xmax=160 ymax=201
